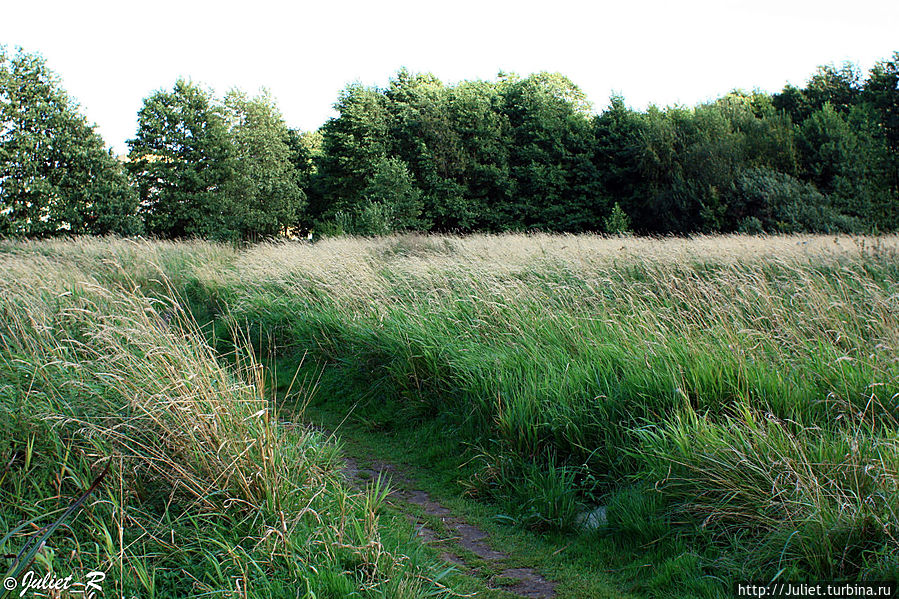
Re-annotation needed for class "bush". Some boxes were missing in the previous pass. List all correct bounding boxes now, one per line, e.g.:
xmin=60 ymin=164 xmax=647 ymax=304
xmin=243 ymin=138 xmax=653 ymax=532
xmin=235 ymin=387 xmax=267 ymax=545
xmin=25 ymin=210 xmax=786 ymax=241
xmin=604 ymin=202 xmax=632 ymax=234
xmin=363 ymin=157 xmax=426 ymax=231
xmin=734 ymin=167 xmax=866 ymax=233
xmin=355 ymin=199 xmax=394 ymax=236
xmin=319 ymin=201 xmax=397 ymax=237
xmin=737 ymin=215 xmax=764 ymax=234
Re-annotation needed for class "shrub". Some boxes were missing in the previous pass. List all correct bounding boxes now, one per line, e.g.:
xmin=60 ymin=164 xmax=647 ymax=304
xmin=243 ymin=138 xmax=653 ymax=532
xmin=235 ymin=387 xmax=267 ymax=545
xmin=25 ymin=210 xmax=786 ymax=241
xmin=604 ymin=202 xmax=632 ymax=234
xmin=734 ymin=167 xmax=866 ymax=233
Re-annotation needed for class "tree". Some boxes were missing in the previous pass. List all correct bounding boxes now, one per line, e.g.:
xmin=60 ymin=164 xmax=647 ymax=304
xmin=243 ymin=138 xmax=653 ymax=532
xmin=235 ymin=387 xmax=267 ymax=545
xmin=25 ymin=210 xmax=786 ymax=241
xmin=362 ymin=156 xmax=425 ymax=231
xmin=305 ymin=54 xmax=898 ymax=237
xmin=287 ymin=129 xmax=320 ymax=186
xmin=636 ymin=105 xmax=709 ymax=233
xmin=0 ymin=47 xmax=140 ymax=237
xmin=863 ymin=52 xmax=899 ymax=224
xmin=774 ymin=62 xmax=862 ymax=123
xmin=734 ymin=167 xmax=862 ymax=233
xmin=385 ymin=70 xmax=474 ymax=230
xmin=630 ymin=93 xmax=808 ymax=233
xmin=796 ymin=103 xmax=892 ymax=226
xmin=221 ymin=89 xmax=305 ymax=239
xmin=130 ymin=82 xmax=307 ymax=240
xmin=603 ymin=202 xmax=631 ymax=234
xmin=445 ymin=80 xmax=514 ymax=231
xmin=804 ymin=63 xmax=862 ymax=115
xmin=864 ymin=53 xmax=899 ymax=154
xmin=127 ymin=79 xmax=233 ymax=238
xmin=500 ymin=72 xmax=600 ymax=231
xmin=593 ymin=95 xmax=647 ymax=230
xmin=310 ymin=83 xmax=394 ymax=223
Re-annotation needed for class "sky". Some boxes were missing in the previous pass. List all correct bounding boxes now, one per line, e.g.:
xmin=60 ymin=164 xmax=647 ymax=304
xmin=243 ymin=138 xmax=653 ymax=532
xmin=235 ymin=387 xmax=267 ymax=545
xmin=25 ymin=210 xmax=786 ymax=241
xmin=2 ymin=0 xmax=897 ymax=155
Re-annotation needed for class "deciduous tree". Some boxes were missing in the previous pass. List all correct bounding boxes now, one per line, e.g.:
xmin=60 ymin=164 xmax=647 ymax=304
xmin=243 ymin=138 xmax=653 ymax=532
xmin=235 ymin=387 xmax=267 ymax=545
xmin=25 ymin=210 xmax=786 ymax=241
xmin=222 ymin=89 xmax=305 ymax=239
xmin=127 ymin=79 xmax=232 ymax=238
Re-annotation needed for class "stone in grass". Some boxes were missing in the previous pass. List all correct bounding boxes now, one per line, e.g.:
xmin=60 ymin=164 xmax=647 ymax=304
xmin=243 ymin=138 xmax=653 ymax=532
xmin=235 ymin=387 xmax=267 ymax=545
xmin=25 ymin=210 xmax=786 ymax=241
xmin=575 ymin=505 xmax=608 ymax=531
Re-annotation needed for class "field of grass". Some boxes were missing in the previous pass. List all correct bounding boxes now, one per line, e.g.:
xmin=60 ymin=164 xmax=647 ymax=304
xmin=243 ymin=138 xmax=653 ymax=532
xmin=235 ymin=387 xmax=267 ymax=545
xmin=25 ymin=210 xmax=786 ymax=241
xmin=0 ymin=245 xmax=454 ymax=598
xmin=2 ymin=233 xmax=898 ymax=597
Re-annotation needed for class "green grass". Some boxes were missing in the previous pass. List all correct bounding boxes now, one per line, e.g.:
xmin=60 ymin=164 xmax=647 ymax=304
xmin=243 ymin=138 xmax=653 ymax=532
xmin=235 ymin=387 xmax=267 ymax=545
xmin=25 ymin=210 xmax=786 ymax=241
xmin=0 ymin=249 xmax=455 ymax=598
xmin=303 ymin=401 xmax=709 ymax=598
xmin=2 ymin=232 xmax=899 ymax=596
xmin=222 ymin=234 xmax=899 ymax=588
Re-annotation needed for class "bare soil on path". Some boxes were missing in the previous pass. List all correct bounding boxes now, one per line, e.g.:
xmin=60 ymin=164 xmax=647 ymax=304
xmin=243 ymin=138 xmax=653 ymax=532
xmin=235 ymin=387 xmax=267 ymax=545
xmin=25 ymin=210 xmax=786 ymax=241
xmin=343 ymin=456 xmax=558 ymax=598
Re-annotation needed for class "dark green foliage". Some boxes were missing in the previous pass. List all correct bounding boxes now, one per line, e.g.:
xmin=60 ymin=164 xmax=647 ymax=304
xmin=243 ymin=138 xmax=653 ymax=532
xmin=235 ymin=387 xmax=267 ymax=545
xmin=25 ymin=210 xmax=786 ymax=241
xmin=310 ymin=83 xmax=394 ymax=223
xmin=862 ymin=52 xmax=899 ymax=226
xmin=0 ymin=47 xmax=141 ymax=237
xmin=501 ymin=73 xmax=603 ymax=232
xmin=798 ymin=104 xmax=861 ymax=195
xmin=313 ymin=70 xmax=607 ymax=234
xmin=734 ymin=167 xmax=863 ymax=233
xmin=630 ymin=94 xmax=802 ymax=233
xmin=5 ymin=46 xmax=899 ymax=239
xmin=128 ymin=81 xmax=305 ymax=240
xmin=864 ymin=53 xmax=899 ymax=152
xmin=442 ymin=80 xmax=515 ymax=230
xmin=221 ymin=90 xmax=306 ymax=240
xmin=385 ymin=70 xmax=473 ymax=230
xmin=127 ymin=79 xmax=233 ymax=239
xmin=286 ymin=130 xmax=320 ymax=191
xmin=774 ymin=63 xmax=862 ymax=123
xmin=309 ymin=53 xmax=897 ymax=237
xmin=592 ymin=95 xmax=646 ymax=229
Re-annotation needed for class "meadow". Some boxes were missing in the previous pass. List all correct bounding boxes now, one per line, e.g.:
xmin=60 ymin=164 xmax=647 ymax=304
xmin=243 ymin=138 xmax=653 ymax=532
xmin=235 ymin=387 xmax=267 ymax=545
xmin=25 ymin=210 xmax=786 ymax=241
xmin=1 ymin=233 xmax=897 ymax=597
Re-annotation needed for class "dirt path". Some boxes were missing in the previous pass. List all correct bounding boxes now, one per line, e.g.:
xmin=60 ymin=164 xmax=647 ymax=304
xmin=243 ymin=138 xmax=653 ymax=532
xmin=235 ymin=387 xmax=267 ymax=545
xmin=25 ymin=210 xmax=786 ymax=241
xmin=344 ymin=457 xmax=557 ymax=598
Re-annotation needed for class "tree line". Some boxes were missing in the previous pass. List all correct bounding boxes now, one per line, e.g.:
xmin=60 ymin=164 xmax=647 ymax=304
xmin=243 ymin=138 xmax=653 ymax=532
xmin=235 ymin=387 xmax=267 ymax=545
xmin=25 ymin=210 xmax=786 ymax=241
xmin=2 ymin=45 xmax=897 ymax=239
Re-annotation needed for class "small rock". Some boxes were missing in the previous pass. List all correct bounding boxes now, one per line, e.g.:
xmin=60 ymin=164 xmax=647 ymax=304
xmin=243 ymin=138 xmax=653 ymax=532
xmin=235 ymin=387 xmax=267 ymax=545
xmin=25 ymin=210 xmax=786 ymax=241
xmin=575 ymin=505 xmax=607 ymax=531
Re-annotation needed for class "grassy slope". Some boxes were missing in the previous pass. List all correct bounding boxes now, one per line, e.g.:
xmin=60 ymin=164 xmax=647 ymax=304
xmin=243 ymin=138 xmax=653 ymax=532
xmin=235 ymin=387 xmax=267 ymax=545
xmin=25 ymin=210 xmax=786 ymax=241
xmin=0 ymin=243 xmax=456 ymax=598
xmin=2 ymin=233 xmax=898 ymax=596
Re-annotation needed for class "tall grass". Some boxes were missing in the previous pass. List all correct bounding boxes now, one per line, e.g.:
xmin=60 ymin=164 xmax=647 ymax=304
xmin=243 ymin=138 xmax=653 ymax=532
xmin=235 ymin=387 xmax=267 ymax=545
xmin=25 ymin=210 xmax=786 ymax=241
xmin=223 ymin=233 xmax=899 ymax=580
xmin=4 ymin=232 xmax=899 ymax=586
xmin=0 ymin=251 xmax=452 ymax=598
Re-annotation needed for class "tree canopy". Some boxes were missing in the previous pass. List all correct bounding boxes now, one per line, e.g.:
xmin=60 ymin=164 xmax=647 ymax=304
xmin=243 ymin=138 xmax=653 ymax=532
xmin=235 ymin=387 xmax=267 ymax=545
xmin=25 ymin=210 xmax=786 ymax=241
xmin=306 ymin=58 xmax=897 ymax=235
xmin=0 ymin=46 xmax=140 ymax=237
xmin=127 ymin=80 xmax=304 ymax=240
xmin=2 ymin=47 xmax=898 ymax=239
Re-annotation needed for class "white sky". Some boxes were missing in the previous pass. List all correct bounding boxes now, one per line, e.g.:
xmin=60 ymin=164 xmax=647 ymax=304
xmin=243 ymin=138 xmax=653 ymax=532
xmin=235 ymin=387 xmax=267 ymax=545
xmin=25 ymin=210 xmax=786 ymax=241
xmin=2 ymin=0 xmax=897 ymax=154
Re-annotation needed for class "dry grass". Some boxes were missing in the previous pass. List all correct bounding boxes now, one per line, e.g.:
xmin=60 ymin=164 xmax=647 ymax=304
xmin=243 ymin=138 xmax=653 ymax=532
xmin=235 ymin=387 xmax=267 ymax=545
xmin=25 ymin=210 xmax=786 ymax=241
xmin=234 ymin=232 xmax=899 ymax=290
